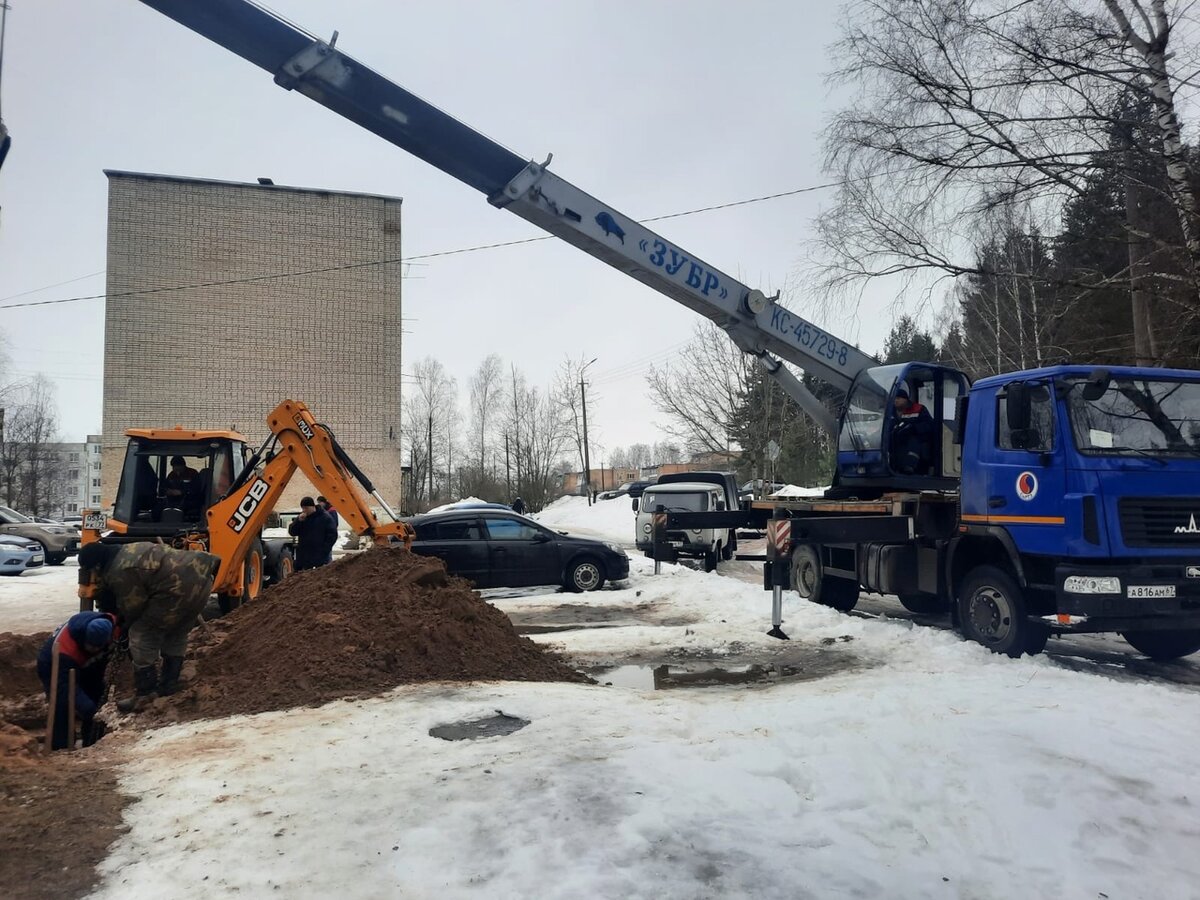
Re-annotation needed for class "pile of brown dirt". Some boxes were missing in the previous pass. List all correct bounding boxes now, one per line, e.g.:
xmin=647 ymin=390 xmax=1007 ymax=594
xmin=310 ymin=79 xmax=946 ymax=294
xmin=0 ymin=631 xmax=47 ymax=702
xmin=165 ymin=548 xmax=586 ymax=721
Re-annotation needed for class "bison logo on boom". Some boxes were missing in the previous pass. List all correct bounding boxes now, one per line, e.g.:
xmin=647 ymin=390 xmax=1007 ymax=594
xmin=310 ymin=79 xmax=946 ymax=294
xmin=595 ymin=210 xmax=625 ymax=244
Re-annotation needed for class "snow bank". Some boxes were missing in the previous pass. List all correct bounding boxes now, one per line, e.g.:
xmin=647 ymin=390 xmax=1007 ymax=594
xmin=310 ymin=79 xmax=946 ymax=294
xmin=769 ymin=484 xmax=829 ymax=498
xmin=428 ymin=496 xmax=491 ymax=513
xmin=533 ymin=495 xmax=637 ymax=545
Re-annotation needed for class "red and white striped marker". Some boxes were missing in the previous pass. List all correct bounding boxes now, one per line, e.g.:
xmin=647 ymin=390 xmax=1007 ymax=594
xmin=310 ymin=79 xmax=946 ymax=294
xmin=766 ymin=519 xmax=791 ymax=556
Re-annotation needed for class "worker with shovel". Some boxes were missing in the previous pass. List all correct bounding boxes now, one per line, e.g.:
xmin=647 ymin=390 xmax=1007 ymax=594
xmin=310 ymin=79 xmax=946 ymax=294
xmin=37 ymin=611 xmax=119 ymax=750
xmin=77 ymin=542 xmax=221 ymax=712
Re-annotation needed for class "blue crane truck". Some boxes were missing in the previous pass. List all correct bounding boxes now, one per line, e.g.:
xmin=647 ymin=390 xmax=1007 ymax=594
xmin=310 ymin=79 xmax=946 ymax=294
xmin=136 ymin=0 xmax=1200 ymax=659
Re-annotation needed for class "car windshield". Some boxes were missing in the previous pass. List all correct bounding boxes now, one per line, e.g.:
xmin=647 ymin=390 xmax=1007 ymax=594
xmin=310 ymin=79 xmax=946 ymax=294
xmin=641 ymin=491 xmax=708 ymax=512
xmin=0 ymin=506 xmax=31 ymax=524
xmin=1066 ymin=377 xmax=1200 ymax=457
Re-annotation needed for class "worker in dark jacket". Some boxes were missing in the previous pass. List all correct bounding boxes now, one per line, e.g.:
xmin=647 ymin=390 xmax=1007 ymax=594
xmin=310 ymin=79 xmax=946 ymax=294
xmin=317 ymin=496 xmax=339 ymax=564
xmin=289 ymin=496 xmax=337 ymax=570
xmin=511 ymin=496 xmax=526 ymax=515
xmin=77 ymin=541 xmax=221 ymax=711
xmin=37 ymin=611 xmax=118 ymax=749
xmin=890 ymin=389 xmax=938 ymax=475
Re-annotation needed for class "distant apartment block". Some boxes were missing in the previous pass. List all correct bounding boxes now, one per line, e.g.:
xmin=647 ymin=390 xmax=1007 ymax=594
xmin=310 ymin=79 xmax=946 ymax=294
xmin=101 ymin=171 xmax=404 ymax=509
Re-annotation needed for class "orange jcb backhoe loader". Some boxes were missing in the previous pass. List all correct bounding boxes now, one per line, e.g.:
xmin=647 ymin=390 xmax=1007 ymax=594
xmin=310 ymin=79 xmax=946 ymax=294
xmin=79 ymin=400 xmax=413 ymax=613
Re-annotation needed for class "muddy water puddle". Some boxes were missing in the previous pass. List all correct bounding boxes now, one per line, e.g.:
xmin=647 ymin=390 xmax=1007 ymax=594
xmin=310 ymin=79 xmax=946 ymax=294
xmin=506 ymin=602 xmax=698 ymax=635
xmin=589 ymin=647 xmax=861 ymax=691
xmin=429 ymin=712 xmax=531 ymax=741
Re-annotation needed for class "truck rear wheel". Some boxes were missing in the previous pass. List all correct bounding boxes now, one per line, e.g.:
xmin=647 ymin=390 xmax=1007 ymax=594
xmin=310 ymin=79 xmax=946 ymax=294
xmin=790 ymin=543 xmax=859 ymax=612
xmin=1120 ymin=629 xmax=1200 ymax=661
xmin=958 ymin=565 xmax=1045 ymax=658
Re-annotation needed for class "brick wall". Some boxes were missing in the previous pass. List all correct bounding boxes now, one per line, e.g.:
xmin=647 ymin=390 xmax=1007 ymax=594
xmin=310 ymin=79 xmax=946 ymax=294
xmin=101 ymin=172 xmax=403 ymax=511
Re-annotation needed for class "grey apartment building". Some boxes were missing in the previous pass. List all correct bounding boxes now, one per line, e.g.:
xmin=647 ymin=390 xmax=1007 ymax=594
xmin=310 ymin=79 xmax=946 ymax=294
xmin=101 ymin=171 xmax=403 ymax=510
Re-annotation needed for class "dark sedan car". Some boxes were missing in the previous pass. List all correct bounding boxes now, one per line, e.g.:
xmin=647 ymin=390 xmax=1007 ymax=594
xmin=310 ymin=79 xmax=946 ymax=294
xmin=408 ymin=509 xmax=629 ymax=592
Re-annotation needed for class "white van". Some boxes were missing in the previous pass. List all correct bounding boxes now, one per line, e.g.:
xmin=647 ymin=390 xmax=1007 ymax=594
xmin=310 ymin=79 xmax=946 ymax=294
xmin=634 ymin=482 xmax=733 ymax=572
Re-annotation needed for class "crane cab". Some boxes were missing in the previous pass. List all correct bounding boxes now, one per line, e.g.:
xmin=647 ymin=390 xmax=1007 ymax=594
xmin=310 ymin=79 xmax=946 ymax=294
xmin=834 ymin=362 xmax=970 ymax=495
xmin=108 ymin=427 xmax=247 ymax=538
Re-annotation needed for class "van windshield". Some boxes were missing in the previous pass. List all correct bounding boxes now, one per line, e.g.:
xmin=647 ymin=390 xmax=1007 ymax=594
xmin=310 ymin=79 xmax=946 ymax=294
xmin=641 ymin=491 xmax=708 ymax=512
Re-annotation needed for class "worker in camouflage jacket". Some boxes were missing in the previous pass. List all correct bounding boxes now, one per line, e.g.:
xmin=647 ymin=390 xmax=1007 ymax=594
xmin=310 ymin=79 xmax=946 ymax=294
xmin=77 ymin=541 xmax=221 ymax=711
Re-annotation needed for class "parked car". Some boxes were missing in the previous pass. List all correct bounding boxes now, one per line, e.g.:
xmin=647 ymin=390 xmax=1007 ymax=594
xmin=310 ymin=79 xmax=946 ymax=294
xmin=634 ymin=481 xmax=733 ymax=571
xmin=738 ymin=480 xmax=788 ymax=499
xmin=0 ymin=534 xmax=46 ymax=575
xmin=61 ymin=515 xmax=85 ymax=529
xmin=407 ymin=508 xmax=629 ymax=591
xmin=597 ymin=481 xmax=655 ymax=501
xmin=0 ymin=506 xmax=78 ymax=566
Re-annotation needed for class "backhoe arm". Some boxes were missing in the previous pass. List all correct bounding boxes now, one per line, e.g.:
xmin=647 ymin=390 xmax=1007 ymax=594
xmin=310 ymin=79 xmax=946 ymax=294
xmin=205 ymin=400 xmax=412 ymax=592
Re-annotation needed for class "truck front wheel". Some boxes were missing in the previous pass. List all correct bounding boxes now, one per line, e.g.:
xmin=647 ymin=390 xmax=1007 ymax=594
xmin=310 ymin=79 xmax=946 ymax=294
xmin=790 ymin=543 xmax=859 ymax=612
xmin=1120 ymin=630 xmax=1200 ymax=661
xmin=958 ymin=565 xmax=1046 ymax=658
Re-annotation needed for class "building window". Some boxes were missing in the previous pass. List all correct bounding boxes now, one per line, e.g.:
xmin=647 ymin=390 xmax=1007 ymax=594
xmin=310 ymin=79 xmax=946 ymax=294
xmin=92 ymin=478 xmax=101 ymax=488
xmin=69 ymin=453 xmax=79 ymax=462
xmin=68 ymin=469 xmax=78 ymax=479
xmin=91 ymin=495 xmax=101 ymax=505
xmin=67 ymin=503 xmax=78 ymax=513
xmin=93 ymin=462 xmax=101 ymax=471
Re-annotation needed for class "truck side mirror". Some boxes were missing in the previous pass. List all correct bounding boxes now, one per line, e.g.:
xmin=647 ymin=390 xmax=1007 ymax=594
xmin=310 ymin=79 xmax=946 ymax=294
xmin=631 ymin=499 xmax=638 ymax=513
xmin=716 ymin=499 xmax=726 ymax=511
xmin=1006 ymin=382 xmax=1032 ymax=432
xmin=1082 ymin=368 xmax=1111 ymax=401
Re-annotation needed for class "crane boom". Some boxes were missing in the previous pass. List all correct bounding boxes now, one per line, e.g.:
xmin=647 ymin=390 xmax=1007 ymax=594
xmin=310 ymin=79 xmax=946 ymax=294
xmin=138 ymin=0 xmax=875 ymax=433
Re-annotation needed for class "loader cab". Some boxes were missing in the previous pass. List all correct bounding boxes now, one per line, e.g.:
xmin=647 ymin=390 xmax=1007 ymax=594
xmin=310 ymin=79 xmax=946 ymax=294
xmin=110 ymin=428 xmax=247 ymax=537
xmin=834 ymin=362 xmax=969 ymax=494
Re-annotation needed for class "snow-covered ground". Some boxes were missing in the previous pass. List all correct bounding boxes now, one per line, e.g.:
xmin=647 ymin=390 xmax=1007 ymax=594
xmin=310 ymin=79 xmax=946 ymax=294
xmin=8 ymin=500 xmax=1199 ymax=897
xmin=0 ymin=559 xmax=80 ymax=634
xmin=92 ymin=557 xmax=1200 ymax=899
xmin=769 ymin=484 xmax=829 ymax=498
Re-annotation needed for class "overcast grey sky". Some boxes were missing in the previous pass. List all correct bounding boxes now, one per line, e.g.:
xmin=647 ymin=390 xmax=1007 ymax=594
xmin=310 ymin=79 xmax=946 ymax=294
xmin=0 ymin=0 xmax=900 ymax=454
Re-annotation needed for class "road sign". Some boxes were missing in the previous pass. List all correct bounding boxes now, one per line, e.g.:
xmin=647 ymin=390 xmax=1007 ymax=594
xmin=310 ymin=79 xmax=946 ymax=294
xmin=766 ymin=440 xmax=781 ymax=462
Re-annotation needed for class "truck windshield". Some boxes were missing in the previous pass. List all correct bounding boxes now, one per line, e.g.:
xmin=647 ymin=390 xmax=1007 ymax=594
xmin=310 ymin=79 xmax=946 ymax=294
xmin=640 ymin=491 xmax=708 ymax=512
xmin=838 ymin=369 xmax=893 ymax=452
xmin=1066 ymin=377 xmax=1200 ymax=458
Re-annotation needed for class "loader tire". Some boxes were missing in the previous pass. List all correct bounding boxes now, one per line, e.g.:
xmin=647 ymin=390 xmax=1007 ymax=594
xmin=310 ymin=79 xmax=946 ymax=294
xmin=218 ymin=540 xmax=264 ymax=615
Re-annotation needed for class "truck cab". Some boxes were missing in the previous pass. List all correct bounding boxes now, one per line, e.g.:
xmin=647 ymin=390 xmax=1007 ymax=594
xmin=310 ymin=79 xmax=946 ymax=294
xmin=835 ymin=362 xmax=970 ymax=494
xmin=955 ymin=365 xmax=1200 ymax=658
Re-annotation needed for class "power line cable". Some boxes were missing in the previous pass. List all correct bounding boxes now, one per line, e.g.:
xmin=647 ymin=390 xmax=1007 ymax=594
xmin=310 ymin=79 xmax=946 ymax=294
xmin=0 ymin=181 xmax=842 ymax=311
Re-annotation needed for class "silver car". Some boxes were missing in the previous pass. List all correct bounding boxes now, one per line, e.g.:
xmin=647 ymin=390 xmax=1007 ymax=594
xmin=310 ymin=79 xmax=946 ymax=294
xmin=0 ymin=534 xmax=45 ymax=575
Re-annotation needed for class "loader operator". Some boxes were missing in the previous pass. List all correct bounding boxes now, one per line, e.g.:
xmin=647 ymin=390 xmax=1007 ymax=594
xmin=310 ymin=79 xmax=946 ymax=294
xmin=37 ymin=611 xmax=119 ymax=749
xmin=163 ymin=455 xmax=199 ymax=505
xmin=77 ymin=541 xmax=221 ymax=712
xmin=890 ymin=388 xmax=937 ymax=475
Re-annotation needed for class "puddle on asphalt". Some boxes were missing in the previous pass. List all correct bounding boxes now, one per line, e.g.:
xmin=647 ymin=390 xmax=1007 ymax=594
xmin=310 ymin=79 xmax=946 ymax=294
xmin=594 ymin=654 xmax=857 ymax=690
xmin=429 ymin=713 xmax=530 ymax=741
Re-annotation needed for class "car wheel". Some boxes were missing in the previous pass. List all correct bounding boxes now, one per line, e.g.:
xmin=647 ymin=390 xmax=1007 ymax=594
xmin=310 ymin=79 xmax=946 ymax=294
xmin=704 ymin=545 xmax=719 ymax=572
xmin=566 ymin=558 xmax=605 ymax=592
xmin=721 ymin=537 xmax=734 ymax=561
xmin=1120 ymin=629 xmax=1200 ymax=660
xmin=958 ymin=565 xmax=1044 ymax=658
xmin=789 ymin=543 xmax=859 ymax=612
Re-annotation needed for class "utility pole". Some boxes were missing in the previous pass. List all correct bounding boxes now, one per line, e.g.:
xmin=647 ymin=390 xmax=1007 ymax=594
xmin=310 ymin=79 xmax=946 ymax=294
xmin=504 ymin=432 xmax=511 ymax=499
xmin=580 ymin=357 xmax=597 ymax=506
xmin=427 ymin=412 xmax=434 ymax=510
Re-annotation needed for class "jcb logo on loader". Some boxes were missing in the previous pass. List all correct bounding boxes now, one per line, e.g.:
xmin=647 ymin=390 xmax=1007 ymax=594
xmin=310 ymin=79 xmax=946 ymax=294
xmin=229 ymin=478 xmax=271 ymax=533
xmin=294 ymin=414 xmax=315 ymax=441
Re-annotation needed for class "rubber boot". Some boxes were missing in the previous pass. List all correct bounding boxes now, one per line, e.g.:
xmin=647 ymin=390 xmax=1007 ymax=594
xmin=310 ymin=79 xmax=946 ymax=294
xmin=158 ymin=656 xmax=185 ymax=696
xmin=117 ymin=665 xmax=159 ymax=713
